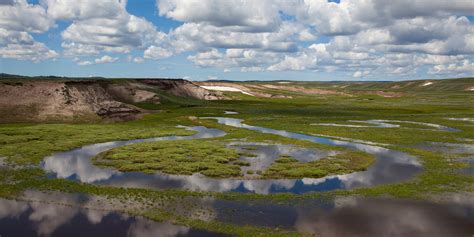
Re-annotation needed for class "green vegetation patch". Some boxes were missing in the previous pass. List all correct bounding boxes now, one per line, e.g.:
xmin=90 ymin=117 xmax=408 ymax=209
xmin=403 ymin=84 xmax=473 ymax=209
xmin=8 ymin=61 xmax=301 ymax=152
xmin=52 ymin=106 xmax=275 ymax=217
xmin=94 ymin=140 xmax=245 ymax=178
xmin=94 ymin=138 xmax=374 ymax=179
xmin=0 ymin=122 xmax=194 ymax=166
xmin=263 ymin=152 xmax=375 ymax=179
xmin=0 ymin=78 xmax=473 ymax=236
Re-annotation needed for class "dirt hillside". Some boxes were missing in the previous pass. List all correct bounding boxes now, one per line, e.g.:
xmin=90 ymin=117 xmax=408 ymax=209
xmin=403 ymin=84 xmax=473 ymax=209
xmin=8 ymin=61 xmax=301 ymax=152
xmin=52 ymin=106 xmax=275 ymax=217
xmin=0 ymin=79 xmax=222 ymax=122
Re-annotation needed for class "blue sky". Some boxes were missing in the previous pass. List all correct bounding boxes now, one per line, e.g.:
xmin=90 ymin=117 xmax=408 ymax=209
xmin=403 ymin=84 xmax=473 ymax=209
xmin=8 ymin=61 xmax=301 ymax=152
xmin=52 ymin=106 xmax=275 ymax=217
xmin=0 ymin=0 xmax=473 ymax=81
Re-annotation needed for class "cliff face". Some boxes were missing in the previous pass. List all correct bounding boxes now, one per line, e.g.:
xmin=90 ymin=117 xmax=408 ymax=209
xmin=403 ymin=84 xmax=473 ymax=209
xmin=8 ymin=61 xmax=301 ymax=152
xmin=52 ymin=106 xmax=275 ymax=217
xmin=138 ymin=79 xmax=222 ymax=100
xmin=0 ymin=79 xmax=222 ymax=122
xmin=64 ymin=81 xmax=141 ymax=116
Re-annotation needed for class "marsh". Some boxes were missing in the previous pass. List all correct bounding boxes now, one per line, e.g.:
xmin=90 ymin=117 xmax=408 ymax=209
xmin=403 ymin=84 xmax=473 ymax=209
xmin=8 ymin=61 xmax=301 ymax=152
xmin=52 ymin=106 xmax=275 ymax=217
xmin=1 ymin=0 xmax=473 ymax=233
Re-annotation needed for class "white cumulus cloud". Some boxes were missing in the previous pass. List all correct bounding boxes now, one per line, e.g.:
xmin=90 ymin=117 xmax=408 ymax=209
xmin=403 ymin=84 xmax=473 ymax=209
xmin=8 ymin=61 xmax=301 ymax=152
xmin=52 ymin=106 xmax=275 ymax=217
xmin=0 ymin=0 xmax=57 ymax=61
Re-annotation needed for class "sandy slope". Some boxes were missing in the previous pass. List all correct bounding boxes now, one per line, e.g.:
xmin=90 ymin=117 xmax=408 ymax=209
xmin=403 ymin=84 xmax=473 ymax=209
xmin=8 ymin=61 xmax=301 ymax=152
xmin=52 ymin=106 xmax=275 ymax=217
xmin=0 ymin=79 xmax=221 ymax=121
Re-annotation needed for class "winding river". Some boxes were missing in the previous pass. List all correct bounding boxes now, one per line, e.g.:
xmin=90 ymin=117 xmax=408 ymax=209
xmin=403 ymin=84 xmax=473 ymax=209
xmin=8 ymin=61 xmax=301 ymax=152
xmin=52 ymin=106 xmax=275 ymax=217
xmin=312 ymin=119 xmax=460 ymax=132
xmin=42 ymin=118 xmax=422 ymax=194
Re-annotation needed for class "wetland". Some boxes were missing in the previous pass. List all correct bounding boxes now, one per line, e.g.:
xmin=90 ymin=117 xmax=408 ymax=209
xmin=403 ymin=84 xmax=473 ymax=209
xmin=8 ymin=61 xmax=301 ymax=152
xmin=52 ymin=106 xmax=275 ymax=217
xmin=0 ymin=77 xmax=473 ymax=236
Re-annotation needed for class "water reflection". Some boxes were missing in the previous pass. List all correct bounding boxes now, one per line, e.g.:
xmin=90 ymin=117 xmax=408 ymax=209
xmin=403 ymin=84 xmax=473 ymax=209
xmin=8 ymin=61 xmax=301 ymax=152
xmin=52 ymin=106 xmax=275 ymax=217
xmin=228 ymin=142 xmax=338 ymax=177
xmin=210 ymin=196 xmax=474 ymax=237
xmin=42 ymin=126 xmax=226 ymax=183
xmin=42 ymin=119 xmax=422 ymax=194
xmin=223 ymin=111 xmax=238 ymax=115
xmin=205 ymin=117 xmax=422 ymax=192
xmin=446 ymin=117 xmax=474 ymax=124
xmin=415 ymin=142 xmax=474 ymax=175
xmin=294 ymin=197 xmax=474 ymax=237
xmin=0 ymin=197 xmax=221 ymax=237
xmin=416 ymin=142 xmax=474 ymax=155
xmin=97 ymin=173 xmax=300 ymax=194
xmin=312 ymin=119 xmax=460 ymax=132
xmin=3 ymin=191 xmax=473 ymax=237
xmin=459 ymin=157 xmax=474 ymax=175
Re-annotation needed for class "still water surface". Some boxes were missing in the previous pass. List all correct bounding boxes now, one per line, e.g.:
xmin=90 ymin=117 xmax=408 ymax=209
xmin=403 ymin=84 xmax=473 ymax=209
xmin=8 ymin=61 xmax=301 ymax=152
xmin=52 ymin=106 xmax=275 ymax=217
xmin=42 ymin=119 xmax=422 ymax=194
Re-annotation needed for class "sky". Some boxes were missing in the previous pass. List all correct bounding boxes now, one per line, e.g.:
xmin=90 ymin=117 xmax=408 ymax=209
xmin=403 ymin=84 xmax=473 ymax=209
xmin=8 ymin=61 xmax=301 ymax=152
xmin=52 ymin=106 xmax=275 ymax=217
xmin=0 ymin=0 xmax=473 ymax=81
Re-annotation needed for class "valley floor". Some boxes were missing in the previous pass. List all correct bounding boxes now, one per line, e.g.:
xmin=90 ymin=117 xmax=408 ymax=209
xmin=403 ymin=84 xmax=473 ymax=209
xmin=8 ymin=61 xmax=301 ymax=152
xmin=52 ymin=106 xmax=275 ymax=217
xmin=0 ymin=78 xmax=473 ymax=236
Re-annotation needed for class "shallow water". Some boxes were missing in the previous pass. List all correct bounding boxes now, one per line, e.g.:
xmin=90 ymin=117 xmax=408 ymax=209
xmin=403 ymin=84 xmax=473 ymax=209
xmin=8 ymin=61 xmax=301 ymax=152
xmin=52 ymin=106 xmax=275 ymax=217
xmin=293 ymin=197 xmax=474 ymax=237
xmin=223 ymin=111 xmax=238 ymax=115
xmin=0 ymin=197 xmax=223 ymax=237
xmin=42 ymin=126 xmax=227 ymax=183
xmin=228 ymin=142 xmax=338 ymax=177
xmin=446 ymin=117 xmax=474 ymax=123
xmin=211 ymin=196 xmax=474 ymax=237
xmin=205 ymin=117 xmax=422 ymax=192
xmin=459 ymin=157 xmax=474 ymax=175
xmin=7 ymin=189 xmax=474 ymax=237
xmin=3 ymin=191 xmax=473 ymax=237
xmin=416 ymin=142 xmax=474 ymax=155
xmin=313 ymin=120 xmax=399 ymax=128
xmin=312 ymin=119 xmax=460 ymax=132
xmin=415 ymin=142 xmax=474 ymax=175
xmin=42 ymin=119 xmax=422 ymax=194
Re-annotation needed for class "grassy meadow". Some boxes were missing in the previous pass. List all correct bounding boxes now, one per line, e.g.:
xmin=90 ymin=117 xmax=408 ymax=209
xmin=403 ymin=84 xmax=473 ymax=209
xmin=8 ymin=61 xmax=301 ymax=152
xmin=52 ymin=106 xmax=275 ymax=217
xmin=0 ymin=78 xmax=473 ymax=236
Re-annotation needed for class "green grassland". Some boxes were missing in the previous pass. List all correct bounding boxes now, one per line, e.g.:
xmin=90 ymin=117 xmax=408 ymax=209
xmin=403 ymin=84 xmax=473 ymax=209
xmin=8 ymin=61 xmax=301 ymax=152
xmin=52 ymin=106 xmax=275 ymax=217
xmin=93 ymin=139 xmax=374 ymax=179
xmin=0 ymin=120 xmax=194 ymax=166
xmin=94 ymin=140 xmax=244 ymax=177
xmin=263 ymin=152 xmax=374 ymax=179
xmin=0 ymin=77 xmax=473 ymax=236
